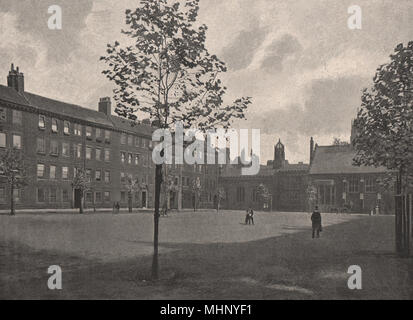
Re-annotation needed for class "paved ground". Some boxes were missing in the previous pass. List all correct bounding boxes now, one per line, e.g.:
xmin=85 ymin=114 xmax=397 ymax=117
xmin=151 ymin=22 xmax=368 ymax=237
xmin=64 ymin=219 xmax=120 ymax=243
xmin=0 ymin=210 xmax=412 ymax=299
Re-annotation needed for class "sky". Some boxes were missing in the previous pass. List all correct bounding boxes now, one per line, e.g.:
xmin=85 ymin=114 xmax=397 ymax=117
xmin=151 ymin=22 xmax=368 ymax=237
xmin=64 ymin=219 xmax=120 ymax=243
xmin=0 ymin=0 xmax=412 ymax=164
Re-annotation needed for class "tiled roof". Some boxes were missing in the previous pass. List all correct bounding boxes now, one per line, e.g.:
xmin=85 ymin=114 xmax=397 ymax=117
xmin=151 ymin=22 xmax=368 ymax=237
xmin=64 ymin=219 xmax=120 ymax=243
xmin=277 ymin=163 xmax=309 ymax=172
xmin=109 ymin=115 xmax=153 ymax=137
xmin=23 ymin=91 xmax=114 ymax=127
xmin=0 ymin=84 xmax=155 ymax=136
xmin=0 ymin=85 xmax=30 ymax=106
xmin=309 ymin=145 xmax=387 ymax=175
xmin=0 ymin=84 xmax=113 ymax=127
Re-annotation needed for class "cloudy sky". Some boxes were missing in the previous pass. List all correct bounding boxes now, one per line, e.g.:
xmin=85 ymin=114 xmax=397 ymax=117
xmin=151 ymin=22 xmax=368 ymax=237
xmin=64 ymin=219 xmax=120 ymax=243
xmin=0 ymin=0 xmax=412 ymax=164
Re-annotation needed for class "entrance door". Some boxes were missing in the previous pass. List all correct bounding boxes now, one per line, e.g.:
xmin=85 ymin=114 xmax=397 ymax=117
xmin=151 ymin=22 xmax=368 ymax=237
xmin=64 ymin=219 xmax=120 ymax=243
xmin=142 ymin=191 xmax=147 ymax=208
xmin=74 ymin=189 xmax=82 ymax=208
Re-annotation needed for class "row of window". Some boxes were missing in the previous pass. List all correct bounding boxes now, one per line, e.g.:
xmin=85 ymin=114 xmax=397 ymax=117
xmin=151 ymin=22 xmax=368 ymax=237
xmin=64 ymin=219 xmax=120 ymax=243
xmin=0 ymin=132 xmax=21 ymax=149
xmin=37 ymin=164 xmax=111 ymax=183
xmin=346 ymin=177 xmax=376 ymax=193
xmin=120 ymin=151 xmax=151 ymax=166
xmin=120 ymin=133 xmax=152 ymax=149
xmin=0 ymin=109 xmax=155 ymax=151
xmin=0 ymin=108 xmax=23 ymax=125
xmin=38 ymin=115 xmax=111 ymax=142
xmin=37 ymin=138 xmax=112 ymax=161
xmin=120 ymin=172 xmax=150 ymax=185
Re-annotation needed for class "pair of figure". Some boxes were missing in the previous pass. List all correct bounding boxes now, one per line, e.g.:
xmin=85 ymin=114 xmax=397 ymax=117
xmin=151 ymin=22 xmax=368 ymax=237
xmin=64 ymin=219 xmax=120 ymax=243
xmin=245 ymin=207 xmax=254 ymax=225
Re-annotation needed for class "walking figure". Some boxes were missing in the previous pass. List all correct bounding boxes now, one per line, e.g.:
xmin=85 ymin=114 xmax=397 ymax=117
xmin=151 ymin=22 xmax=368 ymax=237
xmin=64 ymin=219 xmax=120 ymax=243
xmin=245 ymin=207 xmax=254 ymax=225
xmin=311 ymin=206 xmax=322 ymax=238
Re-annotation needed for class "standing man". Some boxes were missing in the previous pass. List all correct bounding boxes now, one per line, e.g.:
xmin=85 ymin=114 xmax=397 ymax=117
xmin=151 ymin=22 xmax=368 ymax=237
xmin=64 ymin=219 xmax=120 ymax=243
xmin=311 ymin=206 xmax=322 ymax=238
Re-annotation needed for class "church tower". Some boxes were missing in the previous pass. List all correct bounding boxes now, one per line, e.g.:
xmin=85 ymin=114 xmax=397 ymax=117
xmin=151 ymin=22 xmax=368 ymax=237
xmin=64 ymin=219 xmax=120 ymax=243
xmin=273 ymin=139 xmax=285 ymax=169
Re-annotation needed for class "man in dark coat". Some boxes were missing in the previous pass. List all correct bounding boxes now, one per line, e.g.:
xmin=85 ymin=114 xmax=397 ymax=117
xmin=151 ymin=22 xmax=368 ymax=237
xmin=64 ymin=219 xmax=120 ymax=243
xmin=311 ymin=206 xmax=322 ymax=238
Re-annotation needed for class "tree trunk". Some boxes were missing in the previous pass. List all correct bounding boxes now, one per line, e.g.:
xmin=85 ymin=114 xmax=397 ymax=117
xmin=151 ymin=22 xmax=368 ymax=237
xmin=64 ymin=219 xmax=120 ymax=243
xmin=79 ymin=192 xmax=84 ymax=214
xmin=128 ymin=193 xmax=133 ymax=213
xmin=10 ymin=183 xmax=15 ymax=216
xmin=395 ymin=168 xmax=403 ymax=255
xmin=151 ymin=164 xmax=163 ymax=280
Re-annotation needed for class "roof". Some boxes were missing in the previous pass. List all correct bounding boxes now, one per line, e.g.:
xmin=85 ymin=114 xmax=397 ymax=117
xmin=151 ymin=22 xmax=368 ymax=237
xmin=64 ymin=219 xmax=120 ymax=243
xmin=309 ymin=145 xmax=387 ymax=175
xmin=0 ymin=85 xmax=30 ymax=106
xmin=24 ymin=91 xmax=114 ymax=127
xmin=109 ymin=115 xmax=153 ymax=137
xmin=0 ymin=84 xmax=155 ymax=136
xmin=277 ymin=163 xmax=309 ymax=172
xmin=220 ymin=164 xmax=275 ymax=177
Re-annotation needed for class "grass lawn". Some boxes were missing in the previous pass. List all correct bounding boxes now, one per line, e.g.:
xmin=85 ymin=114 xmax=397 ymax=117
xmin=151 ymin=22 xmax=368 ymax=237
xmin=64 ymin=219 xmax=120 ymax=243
xmin=0 ymin=210 xmax=412 ymax=299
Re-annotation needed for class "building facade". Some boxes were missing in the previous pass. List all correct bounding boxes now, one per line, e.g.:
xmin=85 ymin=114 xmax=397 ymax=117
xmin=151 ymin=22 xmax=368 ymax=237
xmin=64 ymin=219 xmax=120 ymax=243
xmin=0 ymin=64 xmax=224 ymax=211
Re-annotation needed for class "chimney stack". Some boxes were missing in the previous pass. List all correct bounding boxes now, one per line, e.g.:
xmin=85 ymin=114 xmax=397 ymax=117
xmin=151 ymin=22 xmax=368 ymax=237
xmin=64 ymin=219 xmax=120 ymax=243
xmin=98 ymin=97 xmax=111 ymax=116
xmin=7 ymin=63 xmax=25 ymax=93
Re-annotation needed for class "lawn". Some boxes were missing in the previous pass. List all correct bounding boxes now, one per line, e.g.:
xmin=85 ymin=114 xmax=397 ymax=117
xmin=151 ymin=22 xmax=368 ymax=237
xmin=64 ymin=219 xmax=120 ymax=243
xmin=0 ymin=210 xmax=412 ymax=299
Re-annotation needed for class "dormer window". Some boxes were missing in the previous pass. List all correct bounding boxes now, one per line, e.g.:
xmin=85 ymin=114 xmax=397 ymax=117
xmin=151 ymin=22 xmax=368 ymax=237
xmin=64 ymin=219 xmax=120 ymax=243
xmin=51 ymin=118 xmax=58 ymax=133
xmin=38 ymin=115 xmax=46 ymax=129
xmin=64 ymin=121 xmax=70 ymax=135
xmin=86 ymin=126 xmax=92 ymax=139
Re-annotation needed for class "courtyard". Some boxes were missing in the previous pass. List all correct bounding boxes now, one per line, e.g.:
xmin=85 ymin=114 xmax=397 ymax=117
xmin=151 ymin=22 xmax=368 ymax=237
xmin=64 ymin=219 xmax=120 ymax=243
xmin=0 ymin=210 xmax=412 ymax=299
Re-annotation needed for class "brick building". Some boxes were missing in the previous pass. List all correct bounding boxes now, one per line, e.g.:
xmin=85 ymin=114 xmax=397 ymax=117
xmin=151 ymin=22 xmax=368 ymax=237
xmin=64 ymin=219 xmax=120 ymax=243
xmin=308 ymin=142 xmax=394 ymax=214
xmin=219 ymin=139 xmax=309 ymax=212
xmin=0 ymin=64 xmax=222 ymax=211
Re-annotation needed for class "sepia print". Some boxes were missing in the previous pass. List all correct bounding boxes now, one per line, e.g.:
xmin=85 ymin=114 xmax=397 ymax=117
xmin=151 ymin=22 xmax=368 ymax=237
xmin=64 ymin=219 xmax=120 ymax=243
xmin=0 ymin=0 xmax=412 ymax=304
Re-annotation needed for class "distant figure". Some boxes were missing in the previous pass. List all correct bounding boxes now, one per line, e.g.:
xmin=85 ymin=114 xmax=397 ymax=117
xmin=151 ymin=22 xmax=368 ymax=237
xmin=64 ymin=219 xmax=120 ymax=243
xmin=311 ymin=206 xmax=322 ymax=238
xmin=245 ymin=207 xmax=254 ymax=225
xmin=115 ymin=202 xmax=120 ymax=214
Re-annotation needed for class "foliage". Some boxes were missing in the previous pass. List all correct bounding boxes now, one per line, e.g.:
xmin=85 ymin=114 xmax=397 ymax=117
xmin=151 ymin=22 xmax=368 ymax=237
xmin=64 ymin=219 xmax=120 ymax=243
xmin=0 ymin=148 xmax=28 ymax=188
xmin=256 ymin=183 xmax=271 ymax=202
xmin=332 ymin=138 xmax=349 ymax=146
xmin=71 ymin=168 xmax=90 ymax=192
xmin=217 ymin=186 xmax=225 ymax=201
xmin=100 ymin=0 xmax=251 ymax=131
xmin=306 ymin=183 xmax=318 ymax=210
xmin=353 ymin=41 xmax=413 ymax=192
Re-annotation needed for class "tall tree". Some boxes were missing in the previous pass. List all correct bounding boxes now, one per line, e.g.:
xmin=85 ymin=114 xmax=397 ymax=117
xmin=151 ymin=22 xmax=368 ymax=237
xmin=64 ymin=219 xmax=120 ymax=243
xmin=0 ymin=148 xmax=28 ymax=216
xmin=101 ymin=0 xmax=251 ymax=279
xmin=353 ymin=41 xmax=413 ymax=191
xmin=353 ymin=41 xmax=413 ymax=256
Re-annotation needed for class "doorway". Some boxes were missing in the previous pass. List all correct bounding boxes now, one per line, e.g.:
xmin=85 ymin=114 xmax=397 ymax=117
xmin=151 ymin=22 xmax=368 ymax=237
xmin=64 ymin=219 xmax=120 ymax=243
xmin=142 ymin=191 xmax=147 ymax=208
xmin=74 ymin=189 xmax=82 ymax=209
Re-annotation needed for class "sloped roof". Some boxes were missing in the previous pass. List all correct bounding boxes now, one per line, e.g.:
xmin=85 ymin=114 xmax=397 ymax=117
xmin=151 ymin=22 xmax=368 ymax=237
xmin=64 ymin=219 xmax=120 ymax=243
xmin=277 ymin=163 xmax=309 ymax=172
xmin=0 ymin=84 xmax=155 ymax=136
xmin=309 ymin=145 xmax=387 ymax=175
xmin=0 ymin=84 xmax=113 ymax=127
xmin=23 ymin=91 xmax=114 ymax=127
xmin=0 ymin=85 xmax=30 ymax=106
xmin=109 ymin=115 xmax=154 ymax=137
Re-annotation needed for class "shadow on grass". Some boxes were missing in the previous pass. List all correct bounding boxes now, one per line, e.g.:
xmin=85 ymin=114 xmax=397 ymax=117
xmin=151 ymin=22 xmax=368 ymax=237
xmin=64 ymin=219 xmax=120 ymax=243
xmin=1 ymin=215 xmax=412 ymax=299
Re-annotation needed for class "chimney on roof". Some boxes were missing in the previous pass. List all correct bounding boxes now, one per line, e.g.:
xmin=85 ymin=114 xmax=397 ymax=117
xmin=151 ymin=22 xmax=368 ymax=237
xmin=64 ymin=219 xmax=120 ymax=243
xmin=98 ymin=97 xmax=111 ymax=116
xmin=7 ymin=63 xmax=24 ymax=93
